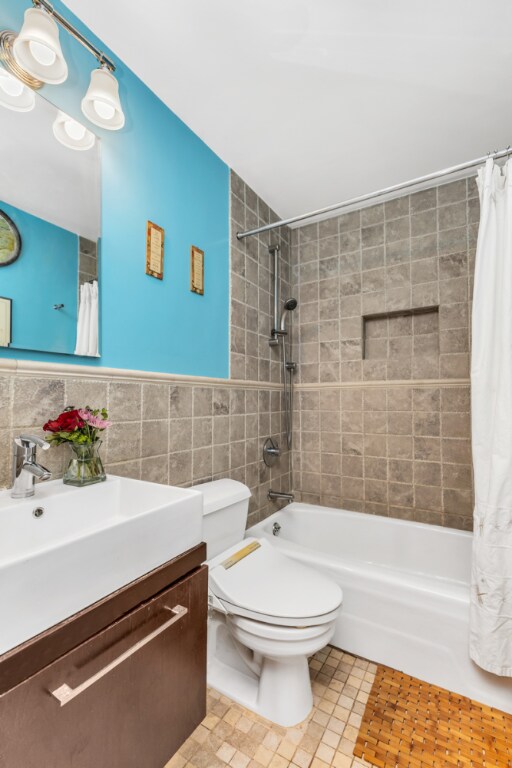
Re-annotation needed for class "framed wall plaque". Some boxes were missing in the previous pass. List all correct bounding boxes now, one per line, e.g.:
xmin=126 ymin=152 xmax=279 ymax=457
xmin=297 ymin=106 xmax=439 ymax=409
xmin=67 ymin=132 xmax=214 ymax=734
xmin=0 ymin=297 xmax=12 ymax=347
xmin=190 ymin=245 xmax=204 ymax=295
xmin=146 ymin=221 xmax=164 ymax=280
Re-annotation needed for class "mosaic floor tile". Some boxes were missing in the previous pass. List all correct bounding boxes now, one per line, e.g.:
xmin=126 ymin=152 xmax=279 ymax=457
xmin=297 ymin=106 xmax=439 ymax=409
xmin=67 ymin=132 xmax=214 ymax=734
xmin=165 ymin=646 xmax=376 ymax=768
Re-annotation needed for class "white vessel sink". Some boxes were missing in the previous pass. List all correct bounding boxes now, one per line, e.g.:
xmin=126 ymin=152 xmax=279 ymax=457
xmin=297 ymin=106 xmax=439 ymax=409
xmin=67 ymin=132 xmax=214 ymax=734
xmin=0 ymin=476 xmax=203 ymax=656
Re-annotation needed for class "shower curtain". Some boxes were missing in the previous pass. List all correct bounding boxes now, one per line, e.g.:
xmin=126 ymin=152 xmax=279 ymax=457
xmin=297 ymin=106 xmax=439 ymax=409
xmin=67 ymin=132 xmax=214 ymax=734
xmin=74 ymin=280 xmax=99 ymax=357
xmin=470 ymin=158 xmax=512 ymax=676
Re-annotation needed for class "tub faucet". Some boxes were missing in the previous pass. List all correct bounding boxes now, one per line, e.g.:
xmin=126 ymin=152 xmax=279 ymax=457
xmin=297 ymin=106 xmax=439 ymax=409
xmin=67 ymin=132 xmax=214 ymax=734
xmin=11 ymin=435 xmax=52 ymax=499
xmin=268 ymin=489 xmax=294 ymax=503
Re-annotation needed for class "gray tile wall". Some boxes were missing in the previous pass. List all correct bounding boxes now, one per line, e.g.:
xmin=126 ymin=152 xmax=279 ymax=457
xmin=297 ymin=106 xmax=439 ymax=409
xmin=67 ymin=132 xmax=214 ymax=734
xmin=291 ymin=178 xmax=478 ymax=530
xmin=230 ymin=171 xmax=293 ymax=384
xmin=0 ymin=172 xmax=293 ymax=527
xmin=0 ymin=174 xmax=477 ymax=531
xmin=292 ymin=177 xmax=478 ymax=384
xmin=0 ymin=375 xmax=291 ymax=526
xmin=78 ymin=237 xmax=98 ymax=286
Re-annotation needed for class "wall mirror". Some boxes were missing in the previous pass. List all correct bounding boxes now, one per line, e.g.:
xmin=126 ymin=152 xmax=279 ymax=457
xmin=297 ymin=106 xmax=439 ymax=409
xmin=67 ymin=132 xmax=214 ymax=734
xmin=0 ymin=86 xmax=101 ymax=357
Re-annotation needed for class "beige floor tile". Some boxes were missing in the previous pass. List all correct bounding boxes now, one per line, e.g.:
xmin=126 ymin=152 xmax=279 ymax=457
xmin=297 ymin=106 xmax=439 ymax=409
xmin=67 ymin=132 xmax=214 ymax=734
xmin=310 ymin=758 xmax=330 ymax=768
xmin=347 ymin=713 xmax=362 ymax=729
xmin=254 ymin=745 xmax=274 ymax=767
xmin=276 ymin=739 xmax=296 ymax=760
xmin=315 ymin=742 xmax=335 ymax=763
xmin=321 ymin=729 xmax=341 ymax=750
xmin=286 ymin=728 xmax=304 ymax=746
xmin=191 ymin=724 xmax=210 ymax=744
xmin=263 ymin=730 xmax=282 ymax=751
xmin=332 ymin=752 xmax=353 ymax=768
xmin=224 ymin=708 xmax=243 ymax=726
xmin=333 ymin=704 xmax=350 ymax=721
xmin=212 ymin=701 xmax=232 ymax=718
xmin=217 ymin=742 xmax=237 ymax=763
xmin=215 ymin=720 xmax=235 ymax=740
xmin=312 ymin=710 xmax=330 ymax=727
xmin=230 ymin=750 xmax=251 ymax=768
xmin=291 ymin=748 xmax=313 ymax=768
xmin=203 ymin=713 xmax=221 ymax=730
xmin=342 ymin=725 xmax=359 ymax=742
xmin=324 ymin=687 xmax=339 ymax=703
xmin=337 ymin=737 xmax=356 ymax=757
xmin=268 ymin=755 xmax=290 ymax=768
xmin=237 ymin=716 xmax=254 ymax=733
xmin=327 ymin=717 xmax=345 ymax=735
xmin=170 ymin=646 xmax=379 ymax=768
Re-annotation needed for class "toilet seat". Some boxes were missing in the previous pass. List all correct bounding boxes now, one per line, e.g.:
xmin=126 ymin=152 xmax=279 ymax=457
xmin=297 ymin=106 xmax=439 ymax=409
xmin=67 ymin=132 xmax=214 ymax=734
xmin=228 ymin=614 xmax=334 ymax=642
xmin=208 ymin=537 xmax=343 ymax=627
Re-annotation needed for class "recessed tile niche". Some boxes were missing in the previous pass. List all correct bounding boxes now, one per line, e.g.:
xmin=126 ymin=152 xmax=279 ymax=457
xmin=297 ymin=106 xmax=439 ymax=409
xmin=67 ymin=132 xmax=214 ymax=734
xmin=363 ymin=306 xmax=439 ymax=360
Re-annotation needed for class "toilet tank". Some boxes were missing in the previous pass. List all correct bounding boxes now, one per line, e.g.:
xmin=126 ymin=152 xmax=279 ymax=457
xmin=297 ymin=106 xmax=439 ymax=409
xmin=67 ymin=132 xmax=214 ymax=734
xmin=193 ymin=479 xmax=251 ymax=559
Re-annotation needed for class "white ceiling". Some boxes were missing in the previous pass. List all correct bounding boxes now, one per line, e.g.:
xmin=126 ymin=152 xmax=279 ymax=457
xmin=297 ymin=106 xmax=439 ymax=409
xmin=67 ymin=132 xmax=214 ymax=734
xmin=64 ymin=0 xmax=512 ymax=221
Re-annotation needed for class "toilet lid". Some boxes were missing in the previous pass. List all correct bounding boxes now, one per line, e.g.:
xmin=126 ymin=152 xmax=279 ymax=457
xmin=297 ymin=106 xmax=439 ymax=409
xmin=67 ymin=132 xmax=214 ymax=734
xmin=208 ymin=538 xmax=343 ymax=621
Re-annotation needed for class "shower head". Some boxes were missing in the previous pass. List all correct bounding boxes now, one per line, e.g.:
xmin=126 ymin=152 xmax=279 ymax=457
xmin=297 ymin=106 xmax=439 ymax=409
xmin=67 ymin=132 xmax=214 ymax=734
xmin=279 ymin=297 xmax=298 ymax=332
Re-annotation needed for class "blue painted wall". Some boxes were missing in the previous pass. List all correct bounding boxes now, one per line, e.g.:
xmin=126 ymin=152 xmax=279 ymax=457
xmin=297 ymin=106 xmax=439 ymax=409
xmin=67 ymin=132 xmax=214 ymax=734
xmin=0 ymin=0 xmax=230 ymax=377
xmin=0 ymin=201 xmax=78 ymax=354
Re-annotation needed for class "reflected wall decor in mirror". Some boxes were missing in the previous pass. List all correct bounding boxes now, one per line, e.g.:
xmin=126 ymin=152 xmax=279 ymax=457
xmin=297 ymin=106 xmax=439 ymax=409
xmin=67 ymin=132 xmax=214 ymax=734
xmin=0 ymin=210 xmax=21 ymax=266
xmin=0 ymin=86 xmax=101 ymax=357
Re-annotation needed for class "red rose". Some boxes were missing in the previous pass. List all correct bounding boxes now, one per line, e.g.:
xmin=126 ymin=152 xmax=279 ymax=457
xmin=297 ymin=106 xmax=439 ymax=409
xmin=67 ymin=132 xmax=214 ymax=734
xmin=43 ymin=409 xmax=85 ymax=433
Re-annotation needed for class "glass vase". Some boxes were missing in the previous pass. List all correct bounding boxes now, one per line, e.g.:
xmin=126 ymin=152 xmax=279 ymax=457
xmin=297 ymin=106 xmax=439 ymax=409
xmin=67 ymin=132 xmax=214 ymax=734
xmin=63 ymin=441 xmax=106 ymax=487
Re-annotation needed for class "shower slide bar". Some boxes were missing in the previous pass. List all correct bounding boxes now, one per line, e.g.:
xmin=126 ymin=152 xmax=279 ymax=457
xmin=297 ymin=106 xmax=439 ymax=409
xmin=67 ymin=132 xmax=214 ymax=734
xmin=236 ymin=145 xmax=512 ymax=240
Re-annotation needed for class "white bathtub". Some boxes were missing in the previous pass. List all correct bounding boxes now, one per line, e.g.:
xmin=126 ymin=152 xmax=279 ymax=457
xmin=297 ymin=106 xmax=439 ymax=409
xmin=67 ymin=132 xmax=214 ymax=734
xmin=248 ymin=502 xmax=512 ymax=714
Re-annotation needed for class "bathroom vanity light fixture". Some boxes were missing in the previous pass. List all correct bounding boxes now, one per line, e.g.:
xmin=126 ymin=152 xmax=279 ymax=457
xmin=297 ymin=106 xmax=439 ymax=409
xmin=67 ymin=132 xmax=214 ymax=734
xmin=53 ymin=111 xmax=95 ymax=151
xmin=81 ymin=67 xmax=125 ymax=130
xmin=0 ymin=67 xmax=35 ymax=111
xmin=1 ymin=0 xmax=124 ymax=130
xmin=13 ymin=6 xmax=68 ymax=84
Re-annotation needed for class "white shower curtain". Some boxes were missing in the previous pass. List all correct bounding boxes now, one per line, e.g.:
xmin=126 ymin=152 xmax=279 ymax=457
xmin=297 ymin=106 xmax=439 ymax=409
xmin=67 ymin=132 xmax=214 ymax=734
xmin=74 ymin=280 xmax=99 ymax=357
xmin=470 ymin=158 xmax=512 ymax=676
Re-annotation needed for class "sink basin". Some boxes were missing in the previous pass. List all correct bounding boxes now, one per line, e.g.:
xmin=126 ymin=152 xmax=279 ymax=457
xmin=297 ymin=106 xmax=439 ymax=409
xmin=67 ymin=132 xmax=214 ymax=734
xmin=0 ymin=476 xmax=203 ymax=656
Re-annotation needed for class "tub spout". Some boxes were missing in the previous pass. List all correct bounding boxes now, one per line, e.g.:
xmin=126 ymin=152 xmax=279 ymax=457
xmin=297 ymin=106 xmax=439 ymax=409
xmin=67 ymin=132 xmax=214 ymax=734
xmin=268 ymin=490 xmax=294 ymax=503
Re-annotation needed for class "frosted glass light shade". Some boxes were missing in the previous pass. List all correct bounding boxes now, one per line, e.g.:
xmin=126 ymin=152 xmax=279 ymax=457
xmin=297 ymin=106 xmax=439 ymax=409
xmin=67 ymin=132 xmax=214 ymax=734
xmin=0 ymin=68 xmax=35 ymax=112
xmin=13 ymin=8 xmax=68 ymax=85
xmin=53 ymin=112 xmax=95 ymax=151
xmin=81 ymin=68 xmax=125 ymax=131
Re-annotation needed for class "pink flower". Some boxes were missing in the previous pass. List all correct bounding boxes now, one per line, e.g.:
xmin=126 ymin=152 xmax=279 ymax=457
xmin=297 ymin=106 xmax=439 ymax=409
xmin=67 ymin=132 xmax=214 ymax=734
xmin=78 ymin=409 xmax=112 ymax=430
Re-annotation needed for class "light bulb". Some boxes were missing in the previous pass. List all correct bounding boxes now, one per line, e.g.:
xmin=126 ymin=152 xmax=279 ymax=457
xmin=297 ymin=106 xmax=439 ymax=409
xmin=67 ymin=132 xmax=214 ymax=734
xmin=53 ymin=112 xmax=95 ymax=150
xmin=0 ymin=71 xmax=24 ymax=98
xmin=63 ymin=119 xmax=87 ymax=141
xmin=93 ymin=99 xmax=115 ymax=121
xmin=28 ymin=39 xmax=56 ymax=66
xmin=82 ymin=68 xmax=124 ymax=130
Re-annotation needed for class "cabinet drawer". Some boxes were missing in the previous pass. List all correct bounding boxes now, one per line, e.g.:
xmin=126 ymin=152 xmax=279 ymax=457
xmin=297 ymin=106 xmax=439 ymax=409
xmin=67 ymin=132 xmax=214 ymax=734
xmin=0 ymin=566 xmax=207 ymax=768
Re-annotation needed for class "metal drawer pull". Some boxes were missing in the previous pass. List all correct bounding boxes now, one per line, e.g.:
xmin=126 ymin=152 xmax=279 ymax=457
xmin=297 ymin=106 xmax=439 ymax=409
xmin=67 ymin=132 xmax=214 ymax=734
xmin=50 ymin=604 xmax=188 ymax=706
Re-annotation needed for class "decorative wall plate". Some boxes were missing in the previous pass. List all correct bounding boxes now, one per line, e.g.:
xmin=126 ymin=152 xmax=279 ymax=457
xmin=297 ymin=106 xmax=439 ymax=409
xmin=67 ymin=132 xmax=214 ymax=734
xmin=0 ymin=210 xmax=21 ymax=266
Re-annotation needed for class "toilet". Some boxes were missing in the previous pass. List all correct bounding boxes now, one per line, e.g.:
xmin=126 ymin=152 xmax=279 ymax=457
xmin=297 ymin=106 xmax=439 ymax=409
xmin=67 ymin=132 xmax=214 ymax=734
xmin=195 ymin=478 xmax=343 ymax=727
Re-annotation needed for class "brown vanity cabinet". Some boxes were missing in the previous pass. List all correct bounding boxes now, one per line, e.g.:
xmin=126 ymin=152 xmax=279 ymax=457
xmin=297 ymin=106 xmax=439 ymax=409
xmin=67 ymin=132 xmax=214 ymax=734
xmin=0 ymin=543 xmax=207 ymax=768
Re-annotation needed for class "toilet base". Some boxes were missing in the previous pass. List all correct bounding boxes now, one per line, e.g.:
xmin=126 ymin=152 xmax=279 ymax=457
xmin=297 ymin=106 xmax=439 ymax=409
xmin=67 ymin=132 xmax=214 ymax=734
xmin=207 ymin=610 xmax=335 ymax=727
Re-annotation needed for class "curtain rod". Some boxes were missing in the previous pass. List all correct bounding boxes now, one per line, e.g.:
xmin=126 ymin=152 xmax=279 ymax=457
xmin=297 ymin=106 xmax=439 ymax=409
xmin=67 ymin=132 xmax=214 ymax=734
xmin=236 ymin=146 xmax=511 ymax=240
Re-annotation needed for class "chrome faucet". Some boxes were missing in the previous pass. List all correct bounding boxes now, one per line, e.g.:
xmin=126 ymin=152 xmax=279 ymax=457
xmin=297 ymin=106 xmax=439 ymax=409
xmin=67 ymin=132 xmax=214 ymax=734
xmin=11 ymin=435 xmax=52 ymax=499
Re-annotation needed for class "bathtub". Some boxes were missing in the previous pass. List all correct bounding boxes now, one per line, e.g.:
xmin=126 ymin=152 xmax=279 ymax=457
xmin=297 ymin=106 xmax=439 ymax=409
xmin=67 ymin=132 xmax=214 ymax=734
xmin=248 ymin=502 xmax=512 ymax=714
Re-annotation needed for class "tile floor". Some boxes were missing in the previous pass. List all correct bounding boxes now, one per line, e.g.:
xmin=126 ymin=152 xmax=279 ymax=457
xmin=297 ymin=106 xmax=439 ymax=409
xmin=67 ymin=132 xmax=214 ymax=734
xmin=165 ymin=646 xmax=376 ymax=768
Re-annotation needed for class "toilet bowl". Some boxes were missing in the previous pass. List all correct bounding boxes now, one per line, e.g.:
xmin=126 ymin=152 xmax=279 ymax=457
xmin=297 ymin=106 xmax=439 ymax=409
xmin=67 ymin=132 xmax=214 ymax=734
xmin=194 ymin=479 xmax=343 ymax=726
